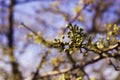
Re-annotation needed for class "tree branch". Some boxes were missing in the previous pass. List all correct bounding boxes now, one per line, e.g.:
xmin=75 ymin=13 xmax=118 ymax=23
xmin=32 ymin=51 xmax=49 ymax=80
xmin=8 ymin=0 xmax=22 ymax=80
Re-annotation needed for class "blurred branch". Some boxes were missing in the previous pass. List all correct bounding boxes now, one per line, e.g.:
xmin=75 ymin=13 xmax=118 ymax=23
xmin=62 ymin=4 xmax=89 ymax=33
xmin=39 ymin=67 xmax=71 ymax=78
xmin=90 ymin=0 xmax=113 ymax=33
xmin=36 ymin=40 xmax=120 ymax=78
xmin=113 ymin=18 xmax=120 ymax=25
xmin=0 ymin=0 xmax=42 ymax=7
xmin=81 ymin=67 xmax=90 ymax=80
xmin=109 ymin=59 xmax=120 ymax=71
xmin=21 ymin=23 xmax=37 ymax=35
xmin=69 ymin=3 xmax=88 ymax=23
xmin=66 ymin=50 xmax=76 ymax=67
xmin=32 ymin=51 xmax=49 ymax=80
xmin=21 ymin=23 xmax=53 ymax=47
xmin=37 ymin=53 xmax=104 ymax=78
xmin=8 ymin=0 xmax=22 ymax=80
xmin=14 ymin=0 xmax=42 ymax=5
xmin=0 ymin=0 xmax=4 ymax=32
xmin=37 ymin=8 xmax=70 ymax=21
xmin=103 ymin=43 xmax=118 ymax=52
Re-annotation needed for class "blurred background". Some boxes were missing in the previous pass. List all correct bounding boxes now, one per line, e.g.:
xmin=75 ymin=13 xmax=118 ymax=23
xmin=0 ymin=0 xmax=120 ymax=80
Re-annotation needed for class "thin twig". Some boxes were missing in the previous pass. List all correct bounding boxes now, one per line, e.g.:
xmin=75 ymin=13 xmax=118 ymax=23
xmin=32 ymin=51 xmax=49 ymax=80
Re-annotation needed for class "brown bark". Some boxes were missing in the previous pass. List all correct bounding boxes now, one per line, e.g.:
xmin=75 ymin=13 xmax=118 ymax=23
xmin=8 ymin=0 xmax=22 ymax=80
